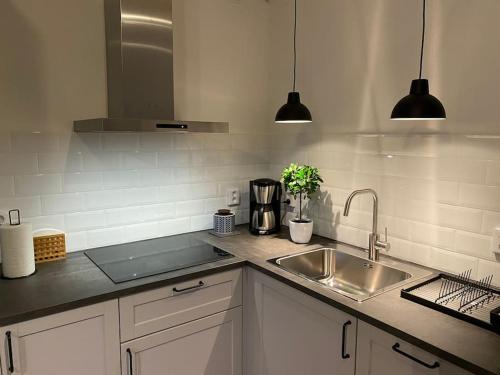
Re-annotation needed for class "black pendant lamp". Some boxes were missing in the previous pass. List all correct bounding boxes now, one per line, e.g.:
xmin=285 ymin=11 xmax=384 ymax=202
xmin=391 ymin=0 xmax=446 ymax=120
xmin=275 ymin=0 xmax=312 ymax=124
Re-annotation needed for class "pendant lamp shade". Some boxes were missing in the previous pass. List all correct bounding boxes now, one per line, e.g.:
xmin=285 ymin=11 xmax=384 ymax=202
xmin=275 ymin=0 xmax=312 ymax=124
xmin=391 ymin=79 xmax=446 ymax=120
xmin=275 ymin=92 xmax=312 ymax=123
xmin=391 ymin=0 xmax=446 ymax=121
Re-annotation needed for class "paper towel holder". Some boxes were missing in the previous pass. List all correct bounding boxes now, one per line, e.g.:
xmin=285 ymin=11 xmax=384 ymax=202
xmin=8 ymin=209 xmax=21 ymax=226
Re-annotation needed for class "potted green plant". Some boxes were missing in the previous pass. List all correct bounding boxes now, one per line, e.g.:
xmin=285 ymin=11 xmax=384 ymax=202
xmin=281 ymin=163 xmax=323 ymax=243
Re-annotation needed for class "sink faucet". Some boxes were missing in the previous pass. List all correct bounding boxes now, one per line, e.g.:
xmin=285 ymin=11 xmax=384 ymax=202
xmin=343 ymin=189 xmax=390 ymax=261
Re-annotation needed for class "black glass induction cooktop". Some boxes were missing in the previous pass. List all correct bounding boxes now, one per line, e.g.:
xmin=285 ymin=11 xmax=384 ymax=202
xmin=85 ymin=233 xmax=233 ymax=284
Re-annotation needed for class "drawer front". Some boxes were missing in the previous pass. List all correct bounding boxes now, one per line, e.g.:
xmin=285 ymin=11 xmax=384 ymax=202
xmin=356 ymin=321 xmax=474 ymax=375
xmin=120 ymin=307 xmax=242 ymax=375
xmin=119 ymin=268 xmax=242 ymax=341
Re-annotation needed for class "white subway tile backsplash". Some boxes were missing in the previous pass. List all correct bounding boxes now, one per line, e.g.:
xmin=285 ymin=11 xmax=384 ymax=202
xmin=28 ymin=215 xmax=65 ymax=232
xmin=157 ymin=185 xmax=183 ymax=202
xmin=205 ymin=134 xmax=231 ymax=150
xmin=82 ymin=152 xmax=121 ymax=171
xmin=172 ymin=167 xmax=205 ymax=183
xmin=437 ymin=158 xmax=487 ymax=184
xmin=190 ymin=214 xmax=213 ymax=231
xmin=138 ymin=169 xmax=172 ymax=187
xmin=158 ymin=217 xmax=191 ymax=236
xmin=151 ymin=203 xmax=176 ymax=221
xmin=176 ymin=200 xmax=205 ymax=217
xmin=481 ymin=211 xmax=500 ymax=235
xmin=0 ymin=153 xmax=38 ymax=176
xmin=192 ymin=150 xmax=234 ymax=166
xmin=121 ymin=187 xmax=158 ymax=206
xmin=102 ymin=133 xmax=139 ymax=151
xmin=123 ymin=222 xmax=160 ymax=242
xmin=407 ymin=243 xmax=433 ymax=267
xmin=437 ymin=181 xmax=459 ymax=204
xmin=62 ymin=134 xmax=102 ymax=153
xmin=105 ymin=206 xmax=148 ymax=226
xmin=139 ymin=133 xmax=172 ymax=151
xmin=84 ymin=190 xmax=124 ymax=210
xmin=15 ymin=174 xmax=62 ymax=196
xmin=437 ymin=204 xmax=483 ymax=233
xmin=65 ymin=232 xmax=88 ymax=252
xmin=185 ymin=183 xmax=218 ymax=200
xmin=429 ymin=247 xmax=478 ymax=276
xmin=455 ymin=231 xmax=494 ymax=260
xmin=41 ymin=193 xmax=84 ymax=215
xmin=121 ymin=152 xmax=157 ymax=170
xmin=410 ymin=222 xmax=455 ymax=250
xmin=205 ymin=197 xmax=227 ymax=213
xmin=383 ymin=237 xmax=411 ymax=260
xmin=158 ymin=150 xmax=191 ymax=168
xmin=102 ymin=170 xmax=141 ymax=189
xmin=323 ymin=170 xmax=354 ymax=189
xmin=204 ymin=166 xmax=234 ymax=181
xmin=485 ymin=161 xmax=500 ymax=186
xmin=87 ymin=227 xmax=125 ymax=248
xmin=0 ymin=197 xmax=41 ymax=217
xmin=459 ymin=137 xmax=500 ymax=160
xmin=65 ymin=211 xmax=106 ymax=231
xmin=459 ymin=184 xmax=500 ymax=211
xmin=0 ymin=130 xmax=497 ymax=275
xmin=477 ymin=259 xmax=500 ymax=287
xmin=38 ymin=152 xmax=83 ymax=173
xmin=172 ymin=134 xmax=205 ymax=150
xmin=63 ymin=172 xmax=102 ymax=192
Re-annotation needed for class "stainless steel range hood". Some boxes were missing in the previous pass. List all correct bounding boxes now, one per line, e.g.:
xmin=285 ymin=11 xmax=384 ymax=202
xmin=74 ymin=0 xmax=228 ymax=133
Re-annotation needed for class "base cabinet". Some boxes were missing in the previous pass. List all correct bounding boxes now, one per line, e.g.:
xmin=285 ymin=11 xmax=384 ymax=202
xmin=244 ymin=269 xmax=356 ymax=375
xmin=0 ymin=300 xmax=120 ymax=375
xmin=121 ymin=307 xmax=242 ymax=375
xmin=356 ymin=321 xmax=473 ymax=375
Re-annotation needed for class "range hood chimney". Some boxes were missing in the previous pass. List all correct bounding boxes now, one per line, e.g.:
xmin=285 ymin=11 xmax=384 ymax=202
xmin=74 ymin=0 xmax=228 ymax=133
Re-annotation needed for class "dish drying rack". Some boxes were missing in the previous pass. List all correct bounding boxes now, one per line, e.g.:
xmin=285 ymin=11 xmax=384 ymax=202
xmin=401 ymin=270 xmax=500 ymax=333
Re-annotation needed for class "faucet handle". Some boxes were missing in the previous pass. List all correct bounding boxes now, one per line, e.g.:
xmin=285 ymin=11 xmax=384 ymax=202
xmin=375 ymin=227 xmax=390 ymax=251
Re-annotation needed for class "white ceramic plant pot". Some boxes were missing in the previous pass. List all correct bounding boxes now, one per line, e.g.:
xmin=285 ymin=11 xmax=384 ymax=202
xmin=289 ymin=219 xmax=313 ymax=244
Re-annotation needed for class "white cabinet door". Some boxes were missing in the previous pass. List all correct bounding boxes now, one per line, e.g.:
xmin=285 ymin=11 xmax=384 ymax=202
xmin=0 ymin=300 xmax=120 ymax=375
xmin=356 ymin=321 xmax=473 ymax=375
xmin=121 ymin=307 xmax=242 ymax=375
xmin=244 ymin=268 xmax=356 ymax=375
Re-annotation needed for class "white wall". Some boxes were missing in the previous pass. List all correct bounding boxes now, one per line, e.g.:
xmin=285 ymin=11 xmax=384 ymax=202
xmin=0 ymin=0 xmax=499 ymax=283
xmin=0 ymin=0 xmax=272 ymax=252
xmin=268 ymin=0 xmax=500 ymax=283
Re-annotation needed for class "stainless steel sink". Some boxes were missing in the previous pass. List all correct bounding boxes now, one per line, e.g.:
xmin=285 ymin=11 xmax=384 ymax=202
xmin=271 ymin=248 xmax=413 ymax=301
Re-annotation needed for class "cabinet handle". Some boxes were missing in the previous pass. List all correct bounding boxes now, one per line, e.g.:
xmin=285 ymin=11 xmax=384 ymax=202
xmin=5 ymin=331 xmax=14 ymax=373
xmin=126 ymin=348 xmax=134 ymax=375
xmin=392 ymin=343 xmax=440 ymax=369
xmin=341 ymin=320 xmax=351 ymax=359
xmin=173 ymin=281 xmax=205 ymax=294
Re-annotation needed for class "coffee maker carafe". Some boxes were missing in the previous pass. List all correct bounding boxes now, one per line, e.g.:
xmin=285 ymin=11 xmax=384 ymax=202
xmin=250 ymin=179 xmax=281 ymax=235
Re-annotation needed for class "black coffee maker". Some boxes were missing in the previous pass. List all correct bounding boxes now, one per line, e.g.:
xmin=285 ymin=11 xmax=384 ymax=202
xmin=249 ymin=178 xmax=281 ymax=235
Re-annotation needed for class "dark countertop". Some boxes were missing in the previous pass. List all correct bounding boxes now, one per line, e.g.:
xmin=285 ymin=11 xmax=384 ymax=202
xmin=1 ymin=228 xmax=499 ymax=375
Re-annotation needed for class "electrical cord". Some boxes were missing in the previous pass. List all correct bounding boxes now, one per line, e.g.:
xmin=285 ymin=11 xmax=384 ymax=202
xmin=419 ymin=0 xmax=426 ymax=79
xmin=293 ymin=0 xmax=297 ymax=92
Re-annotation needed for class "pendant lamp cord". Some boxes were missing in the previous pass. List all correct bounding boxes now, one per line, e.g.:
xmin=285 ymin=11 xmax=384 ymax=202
xmin=419 ymin=0 xmax=426 ymax=79
xmin=293 ymin=0 xmax=297 ymax=92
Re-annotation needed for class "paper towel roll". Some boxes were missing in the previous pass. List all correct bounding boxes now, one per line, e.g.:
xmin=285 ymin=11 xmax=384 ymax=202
xmin=0 ymin=223 xmax=36 ymax=278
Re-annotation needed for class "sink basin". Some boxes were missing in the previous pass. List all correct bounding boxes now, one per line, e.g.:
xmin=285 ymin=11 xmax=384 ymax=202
xmin=271 ymin=248 xmax=412 ymax=301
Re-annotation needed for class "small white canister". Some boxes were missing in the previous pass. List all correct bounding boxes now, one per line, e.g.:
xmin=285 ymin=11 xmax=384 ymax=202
xmin=0 ymin=210 xmax=36 ymax=279
xmin=213 ymin=209 xmax=236 ymax=235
